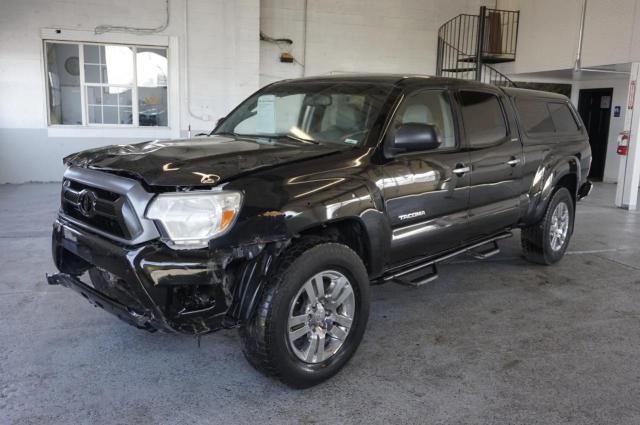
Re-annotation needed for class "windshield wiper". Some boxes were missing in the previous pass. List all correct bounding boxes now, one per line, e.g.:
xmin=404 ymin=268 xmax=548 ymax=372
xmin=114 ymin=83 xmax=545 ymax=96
xmin=275 ymin=133 xmax=319 ymax=145
xmin=211 ymin=131 xmax=237 ymax=137
xmin=210 ymin=131 xmax=321 ymax=145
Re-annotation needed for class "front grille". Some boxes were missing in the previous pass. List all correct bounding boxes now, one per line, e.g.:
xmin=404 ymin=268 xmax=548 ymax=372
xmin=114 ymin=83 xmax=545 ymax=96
xmin=61 ymin=179 xmax=132 ymax=239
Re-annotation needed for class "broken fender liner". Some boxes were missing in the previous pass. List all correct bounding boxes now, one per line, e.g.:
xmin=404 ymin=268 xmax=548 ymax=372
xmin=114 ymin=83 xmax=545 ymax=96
xmin=223 ymin=242 xmax=288 ymax=327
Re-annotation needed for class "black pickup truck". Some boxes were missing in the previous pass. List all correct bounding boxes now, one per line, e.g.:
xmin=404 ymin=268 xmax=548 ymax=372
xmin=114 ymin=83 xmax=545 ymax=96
xmin=48 ymin=75 xmax=592 ymax=388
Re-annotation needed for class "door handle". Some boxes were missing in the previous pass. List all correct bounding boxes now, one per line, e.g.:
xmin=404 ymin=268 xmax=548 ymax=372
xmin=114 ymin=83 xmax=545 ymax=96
xmin=453 ymin=165 xmax=470 ymax=176
xmin=506 ymin=157 xmax=520 ymax=167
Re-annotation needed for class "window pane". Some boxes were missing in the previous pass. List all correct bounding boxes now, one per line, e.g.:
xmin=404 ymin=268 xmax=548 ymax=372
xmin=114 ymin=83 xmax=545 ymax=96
xmin=119 ymin=108 xmax=133 ymax=125
xmin=138 ymin=87 xmax=168 ymax=126
xmin=137 ymin=48 xmax=168 ymax=126
xmin=102 ymin=87 xmax=118 ymax=105
xmin=393 ymin=90 xmax=456 ymax=149
xmin=84 ymin=64 xmax=102 ymax=84
xmin=549 ymin=102 xmax=579 ymax=133
xmin=459 ymin=91 xmax=507 ymax=146
xmin=516 ymin=99 xmax=555 ymax=134
xmin=49 ymin=42 xmax=168 ymax=127
xmin=88 ymin=105 xmax=102 ymax=124
xmin=103 ymin=106 xmax=118 ymax=124
xmin=83 ymin=45 xmax=103 ymax=64
xmin=86 ymin=86 xmax=103 ymax=106
xmin=102 ymin=45 xmax=134 ymax=85
xmin=46 ymin=42 xmax=82 ymax=125
xmin=137 ymin=48 xmax=167 ymax=87
xmin=117 ymin=88 xmax=132 ymax=107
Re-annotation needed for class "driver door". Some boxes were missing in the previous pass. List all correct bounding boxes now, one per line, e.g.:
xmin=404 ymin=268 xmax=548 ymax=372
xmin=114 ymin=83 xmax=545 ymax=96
xmin=380 ymin=89 xmax=471 ymax=264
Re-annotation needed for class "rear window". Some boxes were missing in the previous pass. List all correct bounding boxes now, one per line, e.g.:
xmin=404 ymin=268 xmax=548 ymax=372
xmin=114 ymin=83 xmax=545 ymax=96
xmin=549 ymin=102 xmax=580 ymax=133
xmin=515 ymin=99 xmax=554 ymax=134
xmin=459 ymin=91 xmax=507 ymax=146
xmin=515 ymin=98 xmax=581 ymax=136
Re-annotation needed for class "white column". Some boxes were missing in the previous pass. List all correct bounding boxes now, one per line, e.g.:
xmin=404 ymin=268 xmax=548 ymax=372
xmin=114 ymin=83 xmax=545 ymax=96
xmin=615 ymin=62 xmax=640 ymax=210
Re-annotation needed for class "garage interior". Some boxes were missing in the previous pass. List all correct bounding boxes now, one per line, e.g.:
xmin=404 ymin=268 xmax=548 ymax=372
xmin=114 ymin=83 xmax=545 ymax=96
xmin=1 ymin=0 xmax=640 ymax=423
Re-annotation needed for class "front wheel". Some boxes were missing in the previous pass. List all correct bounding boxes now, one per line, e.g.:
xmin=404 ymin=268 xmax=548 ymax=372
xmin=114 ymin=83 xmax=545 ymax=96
xmin=239 ymin=240 xmax=370 ymax=388
xmin=521 ymin=187 xmax=575 ymax=265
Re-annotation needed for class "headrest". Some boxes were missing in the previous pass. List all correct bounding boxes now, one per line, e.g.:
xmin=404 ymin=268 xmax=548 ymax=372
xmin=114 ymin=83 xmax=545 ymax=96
xmin=336 ymin=104 xmax=364 ymax=131
xmin=402 ymin=104 xmax=431 ymax=124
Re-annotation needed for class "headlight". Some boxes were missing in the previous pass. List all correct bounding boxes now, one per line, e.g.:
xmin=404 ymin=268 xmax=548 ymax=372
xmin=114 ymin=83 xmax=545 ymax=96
xmin=146 ymin=191 xmax=242 ymax=249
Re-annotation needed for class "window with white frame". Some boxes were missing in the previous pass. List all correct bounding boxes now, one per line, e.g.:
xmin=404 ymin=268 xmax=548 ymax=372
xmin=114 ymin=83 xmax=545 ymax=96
xmin=44 ymin=41 xmax=168 ymax=127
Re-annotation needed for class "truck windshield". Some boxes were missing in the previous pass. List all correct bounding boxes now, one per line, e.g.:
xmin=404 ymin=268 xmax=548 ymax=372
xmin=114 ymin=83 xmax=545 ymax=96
xmin=214 ymin=81 xmax=394 ymax=146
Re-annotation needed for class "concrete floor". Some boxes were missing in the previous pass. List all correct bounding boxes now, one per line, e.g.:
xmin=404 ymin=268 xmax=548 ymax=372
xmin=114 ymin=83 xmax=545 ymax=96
xmin=1 ymin=183 xmax=639 ymax=425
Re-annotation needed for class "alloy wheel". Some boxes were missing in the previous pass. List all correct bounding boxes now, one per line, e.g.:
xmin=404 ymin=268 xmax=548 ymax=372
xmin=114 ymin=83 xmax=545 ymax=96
xmin=287 ymin=270 xmax=356 ymax=364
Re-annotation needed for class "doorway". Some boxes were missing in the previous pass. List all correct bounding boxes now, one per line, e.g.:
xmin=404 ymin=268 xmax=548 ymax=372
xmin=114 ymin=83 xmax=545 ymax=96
xmin=578 ymin=88 xmax=613 ymax=181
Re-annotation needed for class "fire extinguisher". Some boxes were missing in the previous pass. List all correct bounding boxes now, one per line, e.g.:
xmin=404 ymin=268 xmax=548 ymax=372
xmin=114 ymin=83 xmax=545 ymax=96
xmin=617 ymin=132 xmax=630 ymax=155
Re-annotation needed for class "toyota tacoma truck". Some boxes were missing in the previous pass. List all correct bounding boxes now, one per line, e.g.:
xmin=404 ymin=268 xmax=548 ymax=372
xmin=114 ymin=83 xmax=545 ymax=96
xmin=48 ymin=75 xmax=592 ymax=388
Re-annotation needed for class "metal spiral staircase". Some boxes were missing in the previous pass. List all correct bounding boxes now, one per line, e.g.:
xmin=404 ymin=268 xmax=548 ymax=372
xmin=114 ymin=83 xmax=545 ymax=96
xmin=436 ymin=6 xmax=520 ymax=87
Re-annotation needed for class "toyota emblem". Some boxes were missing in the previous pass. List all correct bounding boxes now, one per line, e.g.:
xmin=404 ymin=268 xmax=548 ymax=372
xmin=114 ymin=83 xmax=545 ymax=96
xmin=77 ymin=189 xmax=98 ymax=218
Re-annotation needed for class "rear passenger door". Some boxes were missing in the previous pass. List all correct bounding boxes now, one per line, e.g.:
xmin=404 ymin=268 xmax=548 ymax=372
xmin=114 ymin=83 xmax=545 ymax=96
xmin=457 ymin=89 xmax=524 ymax=240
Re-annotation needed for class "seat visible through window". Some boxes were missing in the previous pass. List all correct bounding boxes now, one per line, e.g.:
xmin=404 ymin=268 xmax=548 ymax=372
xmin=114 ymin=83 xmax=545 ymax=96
xmin=394 ymin=90 xmax=456 ymax=149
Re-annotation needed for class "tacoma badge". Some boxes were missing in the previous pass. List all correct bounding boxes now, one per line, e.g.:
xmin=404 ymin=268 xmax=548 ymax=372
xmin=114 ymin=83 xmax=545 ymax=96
xmin=398 ymin=210 xmax=426 ymax=221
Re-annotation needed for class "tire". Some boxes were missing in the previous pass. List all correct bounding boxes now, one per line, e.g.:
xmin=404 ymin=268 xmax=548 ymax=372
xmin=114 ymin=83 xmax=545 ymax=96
xmin=521 ymin=187 xmax=574 ymax=265
xmin=239 ymin=238 xmax=370 ymax=388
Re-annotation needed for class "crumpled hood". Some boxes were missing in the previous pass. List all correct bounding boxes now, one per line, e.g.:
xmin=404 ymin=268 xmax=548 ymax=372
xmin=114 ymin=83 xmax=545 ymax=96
xmin=64 ymin=136 xmax=347 ymax=187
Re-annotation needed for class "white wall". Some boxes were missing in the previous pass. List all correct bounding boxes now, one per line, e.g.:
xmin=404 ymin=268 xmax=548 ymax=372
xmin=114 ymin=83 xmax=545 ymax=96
xmin=497 ymin=0 xmax=583 ymax=75
xmin=581 ymin=0 xmax=640 ymax=68
xmin=499 ymin=0 xmax=640 ymax=75
xmin=259 ymin=0 xmax=494 ymax=86
xmin=0 ymin=0 xmax=260 ymax=183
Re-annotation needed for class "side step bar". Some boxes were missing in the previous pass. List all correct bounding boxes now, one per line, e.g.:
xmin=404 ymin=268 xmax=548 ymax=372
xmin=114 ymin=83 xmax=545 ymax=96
xmin=380 ymin=232 xmax=512 ymax=287
xmin=468 ymin=240 xmax=501 ymax=260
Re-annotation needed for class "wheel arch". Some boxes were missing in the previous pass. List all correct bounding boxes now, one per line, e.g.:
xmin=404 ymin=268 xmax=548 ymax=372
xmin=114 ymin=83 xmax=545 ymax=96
xmin=523 ymin=155 xmax=581 ymax=226
xmin=296 ymin=213 xmax=390 ymax=278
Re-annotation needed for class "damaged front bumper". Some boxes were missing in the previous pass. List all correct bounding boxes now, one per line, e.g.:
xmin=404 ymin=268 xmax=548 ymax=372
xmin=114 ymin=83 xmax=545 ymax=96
xmin=49 ymin=218 xmax=284 ymax=334
xmin=47 ymin=272 xmax=157 ymax=331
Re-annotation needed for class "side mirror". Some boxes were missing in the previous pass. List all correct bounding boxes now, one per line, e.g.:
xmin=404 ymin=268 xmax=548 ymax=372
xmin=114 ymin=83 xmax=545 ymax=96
xmin=388 ymin=123 xmax=440 ymax=155
xmin=215 ymin=116 xmax=226 ymax=129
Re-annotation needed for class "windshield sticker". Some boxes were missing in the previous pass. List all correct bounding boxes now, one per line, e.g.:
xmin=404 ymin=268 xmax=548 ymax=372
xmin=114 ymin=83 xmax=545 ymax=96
xmin=256 ymin=95 xmax=276 ymax=134
xmin=344 ymin=138 xmax=358 ymax=145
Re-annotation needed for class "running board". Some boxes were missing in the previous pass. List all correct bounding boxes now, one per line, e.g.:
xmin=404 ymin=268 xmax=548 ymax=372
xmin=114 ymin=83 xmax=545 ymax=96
xmin=379 ymin=232 xmax=512 ymax=286
xmin=468 ymin=240 xmax=500 ymax=260
xmin=395 ymin=264 xmax=439 ymax=287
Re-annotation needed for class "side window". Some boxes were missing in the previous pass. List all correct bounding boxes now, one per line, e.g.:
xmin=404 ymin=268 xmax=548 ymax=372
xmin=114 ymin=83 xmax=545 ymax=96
xmin=458 ymin=91 xmax=507 ymax=146
xmin=392 ymin=90 xmax=456 ymax=149
xmin=516 ymin=98 xmax=555 ymax=134
xmin=548 ymin=102 xmax=580 ymax=133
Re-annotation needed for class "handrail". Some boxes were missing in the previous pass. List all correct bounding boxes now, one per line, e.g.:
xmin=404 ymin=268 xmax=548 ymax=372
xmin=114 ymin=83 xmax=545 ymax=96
xmin=436 ymin=7 xmax=519 ymax=87
xmin=438 ymin=13 xmax=478 ymax=31
xmin=482 ymin=63 xmax=518 ymax=87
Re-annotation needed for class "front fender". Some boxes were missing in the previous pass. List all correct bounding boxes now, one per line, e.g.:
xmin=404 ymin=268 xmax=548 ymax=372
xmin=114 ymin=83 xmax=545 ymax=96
xmin=523 ymin=155 xmax=581 ymax=225
xmin=282 ymin=176 xmax=391 ymax=277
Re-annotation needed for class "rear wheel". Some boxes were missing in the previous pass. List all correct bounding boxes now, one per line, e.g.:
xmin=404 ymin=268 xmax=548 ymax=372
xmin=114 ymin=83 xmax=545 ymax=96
xmin=521 ymin=187 xmax=574 ymax=265
xmin=239 ymin=239 xmax=370 ymax=388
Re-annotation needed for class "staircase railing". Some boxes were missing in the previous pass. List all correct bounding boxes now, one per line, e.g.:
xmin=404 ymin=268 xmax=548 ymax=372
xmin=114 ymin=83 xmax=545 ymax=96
xmin=436 ymin=7 xmax=520 ymax=87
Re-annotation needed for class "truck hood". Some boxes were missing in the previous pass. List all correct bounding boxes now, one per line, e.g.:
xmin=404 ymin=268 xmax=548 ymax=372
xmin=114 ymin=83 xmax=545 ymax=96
xmin=64 ymin=135 xmax=349 ymax=187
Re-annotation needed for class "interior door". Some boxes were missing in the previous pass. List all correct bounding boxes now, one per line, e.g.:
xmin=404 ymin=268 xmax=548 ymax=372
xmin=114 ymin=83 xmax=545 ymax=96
xmin=457 ymin=89 xmax=524 ymax=240
xmin=578 ymin=88 xmax=613 ymax=181
xmin=380 ymin=89 xmax=471 ymax=264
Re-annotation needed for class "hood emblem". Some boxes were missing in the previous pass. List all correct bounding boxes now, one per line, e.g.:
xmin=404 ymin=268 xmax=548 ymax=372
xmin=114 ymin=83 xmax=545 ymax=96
xmin=77 ymin=189 xmax=98 ymax=218
xmin=193 ymin=172 xmax=221 ymax=184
